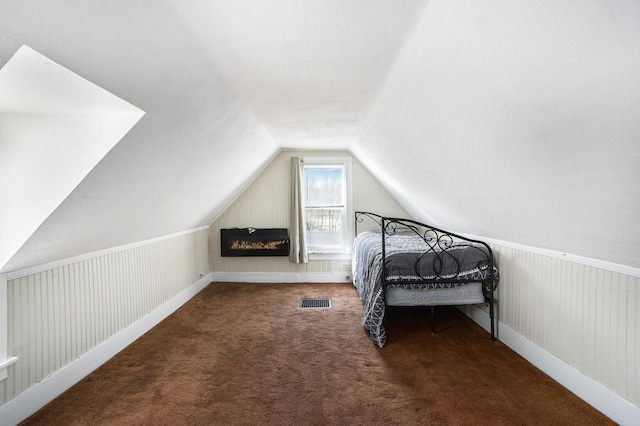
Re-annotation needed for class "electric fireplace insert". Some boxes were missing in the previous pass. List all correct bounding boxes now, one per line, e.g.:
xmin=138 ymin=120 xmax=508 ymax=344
xmin=220 ymin=228 xmax=290 ymax=257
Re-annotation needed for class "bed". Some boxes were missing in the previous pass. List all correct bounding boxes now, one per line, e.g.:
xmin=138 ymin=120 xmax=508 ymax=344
xmin=352 ymin=211 xmax=499 ymax=347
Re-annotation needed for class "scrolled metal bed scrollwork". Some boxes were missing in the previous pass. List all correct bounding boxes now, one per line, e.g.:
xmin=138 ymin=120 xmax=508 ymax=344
xmin=353 ymin=211 xmax=499 ymax=347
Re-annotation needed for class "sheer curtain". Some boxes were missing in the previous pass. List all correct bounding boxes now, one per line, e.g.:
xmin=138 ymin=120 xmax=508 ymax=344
xmin=290 ymin=157 xmax=308 ymax=263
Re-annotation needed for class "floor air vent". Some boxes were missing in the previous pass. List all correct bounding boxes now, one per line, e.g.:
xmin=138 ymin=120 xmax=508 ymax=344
xmin=299 ymin=298 xmax=331 ymax=309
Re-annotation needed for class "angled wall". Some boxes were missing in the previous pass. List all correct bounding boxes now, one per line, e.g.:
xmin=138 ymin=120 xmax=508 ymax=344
xmin=362 ymin=0 xmax=640 ymax=269
xmin=0 ymin=46 xmax=144 ymax=271
xmin=0 ymin=1 xmax=279 ymax=273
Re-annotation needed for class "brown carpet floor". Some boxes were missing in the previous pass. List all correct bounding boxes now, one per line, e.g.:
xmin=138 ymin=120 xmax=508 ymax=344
xmin=22 ymin=282 xmax=613 ymax=425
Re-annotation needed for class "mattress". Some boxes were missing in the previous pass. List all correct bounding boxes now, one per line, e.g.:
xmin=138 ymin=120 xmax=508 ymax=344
xmin=385 ymin=282 xmax=484 ymax=306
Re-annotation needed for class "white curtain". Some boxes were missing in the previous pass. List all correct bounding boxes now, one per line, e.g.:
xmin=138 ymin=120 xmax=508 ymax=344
xmin=290 ymin=157 xmax=308 ymax=263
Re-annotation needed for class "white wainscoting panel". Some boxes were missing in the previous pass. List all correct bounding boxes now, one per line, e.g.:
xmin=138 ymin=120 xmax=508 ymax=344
xmin=491 ymin=244 xmax=639 ymax=409
xmin=0 ymin=228 xmax=209 ymax=414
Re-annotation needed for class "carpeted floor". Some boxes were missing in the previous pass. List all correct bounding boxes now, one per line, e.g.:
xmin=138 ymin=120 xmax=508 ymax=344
xmin=22 ymin=282 xmax=612 ymax=425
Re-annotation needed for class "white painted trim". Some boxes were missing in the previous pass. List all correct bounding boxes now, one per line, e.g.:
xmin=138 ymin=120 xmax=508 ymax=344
xmin=0 ymin=273 xmax=17 ymax=381
xmin=308 ymin=251 xmax=352 ymax=261
xmin=459 ymin=233 xmax=640 ymax=278
xmin=0 ymin=272 xmax=213 ymax=426
xmin=4 ymin=226 xmax=210 ymax=280
xmin=302 ymin=156 xmax=354 ymax=254
xmin=211 ymin=271 xmax=353 ymax=283
xmin=457 ymin=305 xmax=640 ymax=426
xmin=0 ymin=357 xmax=18 ymax=382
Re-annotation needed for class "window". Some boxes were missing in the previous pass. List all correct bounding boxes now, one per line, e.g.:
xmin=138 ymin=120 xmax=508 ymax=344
xmin=302 ymin=157 xmax=353 ymax=257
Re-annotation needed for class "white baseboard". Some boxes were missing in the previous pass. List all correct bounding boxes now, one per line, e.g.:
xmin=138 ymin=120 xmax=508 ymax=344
xmin=0 ymin=272 xmax=213 ymax=426
xmin=458 ymin=304 xmax=640 ymax=426
xmin=211 ymin=271 xmax=353 ymax=283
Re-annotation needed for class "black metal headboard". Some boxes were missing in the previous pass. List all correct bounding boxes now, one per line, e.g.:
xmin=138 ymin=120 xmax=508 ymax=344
xmin=355 ymin=211 xmax=495 ymax=284
xmin=354 ymin=211 xmax=384 ymax=235
xmin=381 ymin=216 xmax=494 ymax=283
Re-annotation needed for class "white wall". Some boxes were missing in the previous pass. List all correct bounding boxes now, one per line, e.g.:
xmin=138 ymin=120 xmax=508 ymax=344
xmin=362 ymin=0 xmax=640 ymax=269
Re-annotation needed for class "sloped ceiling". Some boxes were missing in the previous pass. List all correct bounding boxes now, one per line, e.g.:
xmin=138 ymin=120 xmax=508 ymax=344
xmin=1 ymin=0 xmax=639 ymax=271
xmin=0 ymin=45 xmax=144 ymax=269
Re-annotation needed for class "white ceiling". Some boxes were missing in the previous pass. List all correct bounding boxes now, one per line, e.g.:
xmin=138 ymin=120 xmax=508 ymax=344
xmin=1 ymin=0 xmax=639 ymax=271
xmin=169 ymin=0 xmax=426 ymax=148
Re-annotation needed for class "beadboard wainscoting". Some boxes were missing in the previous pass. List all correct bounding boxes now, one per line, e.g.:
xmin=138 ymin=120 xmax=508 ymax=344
xmin=461 ymin=242 xmax=640 ymax=425
xmin=0 ymin=228 xmax=210 ymax=426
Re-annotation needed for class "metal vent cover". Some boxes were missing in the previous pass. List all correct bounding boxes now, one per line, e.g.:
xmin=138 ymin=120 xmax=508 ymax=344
xmin=299 ymin=298 xmax=331 ymax=309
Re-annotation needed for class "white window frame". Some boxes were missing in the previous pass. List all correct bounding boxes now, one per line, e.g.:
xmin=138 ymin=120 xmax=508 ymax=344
xmin=302 ymin=157 xmax=353 ymax=260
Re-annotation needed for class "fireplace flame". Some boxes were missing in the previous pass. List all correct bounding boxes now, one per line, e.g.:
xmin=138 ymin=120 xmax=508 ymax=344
xmin=230 ymin=240 xmax=286 ymax=250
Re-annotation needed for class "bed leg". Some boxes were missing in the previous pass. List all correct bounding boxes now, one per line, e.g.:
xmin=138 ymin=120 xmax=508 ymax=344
xmin=490 ymin=286 xmax=496 ymax=341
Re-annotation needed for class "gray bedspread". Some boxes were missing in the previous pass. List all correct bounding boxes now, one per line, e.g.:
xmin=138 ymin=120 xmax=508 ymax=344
xmin=352 ymin=230 xmax=498 ymax=347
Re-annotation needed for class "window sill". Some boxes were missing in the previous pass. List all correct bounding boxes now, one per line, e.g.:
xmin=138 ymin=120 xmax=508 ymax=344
xmin=308 ymin=251 xmax=352 ymax=261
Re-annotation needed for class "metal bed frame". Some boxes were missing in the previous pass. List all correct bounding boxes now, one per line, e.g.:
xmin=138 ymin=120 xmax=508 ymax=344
xmin=355 ymin=211 xmax=497 ymax=340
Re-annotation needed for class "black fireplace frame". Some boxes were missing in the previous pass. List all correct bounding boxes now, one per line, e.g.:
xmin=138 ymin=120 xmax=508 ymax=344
xmin=220 ymin=228 xmax=290 ymax=257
